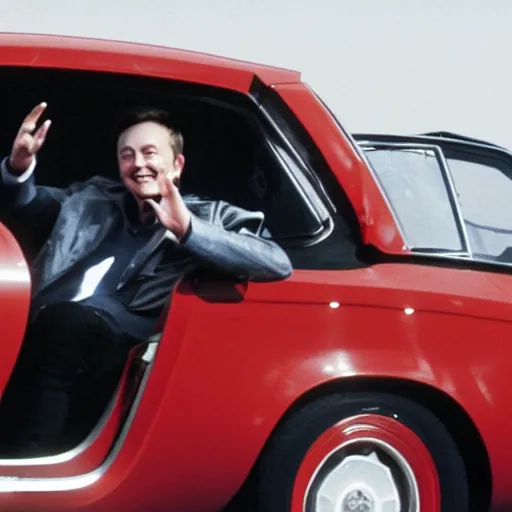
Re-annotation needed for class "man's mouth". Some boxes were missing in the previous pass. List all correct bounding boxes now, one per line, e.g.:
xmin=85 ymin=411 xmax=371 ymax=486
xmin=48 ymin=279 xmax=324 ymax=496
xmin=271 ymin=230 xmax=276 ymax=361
xmin=132 ymin=173 xmax=157 ymax=184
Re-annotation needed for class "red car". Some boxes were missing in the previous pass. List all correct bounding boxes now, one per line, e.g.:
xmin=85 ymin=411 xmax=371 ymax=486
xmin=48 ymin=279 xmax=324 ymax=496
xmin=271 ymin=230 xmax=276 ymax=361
xmin=0 ymin=33 xmax=507 ymax=512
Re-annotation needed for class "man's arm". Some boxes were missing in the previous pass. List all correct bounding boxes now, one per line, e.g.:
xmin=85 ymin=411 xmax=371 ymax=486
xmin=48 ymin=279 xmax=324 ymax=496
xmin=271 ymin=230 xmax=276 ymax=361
xmin=0 ymin=102 xmax=71 ymax=237
xmin=180 ymin=201 xmax=292 ymax=283
xmin=0 ymin=157 xmax=69 ymax=237
xmin=146 ymin=172 xmax=293 ymax=283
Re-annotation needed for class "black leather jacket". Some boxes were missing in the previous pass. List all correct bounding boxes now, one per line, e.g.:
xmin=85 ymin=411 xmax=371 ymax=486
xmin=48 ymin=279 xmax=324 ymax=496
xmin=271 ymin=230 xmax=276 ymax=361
xmin=0 ymin=169 xmax=292 ymax=316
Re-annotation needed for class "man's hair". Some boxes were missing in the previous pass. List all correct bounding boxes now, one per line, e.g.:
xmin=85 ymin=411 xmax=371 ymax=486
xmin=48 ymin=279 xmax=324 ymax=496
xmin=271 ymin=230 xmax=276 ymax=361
xmin=115 ymin=106 xmax=184 ymax=156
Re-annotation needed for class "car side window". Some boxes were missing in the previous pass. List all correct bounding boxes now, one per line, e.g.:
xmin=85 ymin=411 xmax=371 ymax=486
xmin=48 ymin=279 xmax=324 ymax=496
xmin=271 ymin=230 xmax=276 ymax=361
xmin=0 ymin=66 xmax=366 ymax=273
xmin=445 ymin=154 xmax=512 ymax=260
xmin=243 ymin=140 xmax=362 ymax=271
xmin=362 ymin=146 xmax=464 ymax=252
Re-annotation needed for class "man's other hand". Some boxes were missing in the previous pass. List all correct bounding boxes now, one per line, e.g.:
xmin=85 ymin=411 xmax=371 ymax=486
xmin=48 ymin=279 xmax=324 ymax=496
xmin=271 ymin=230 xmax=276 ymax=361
xmin=145 ymin=172 xmax=191 ymax=241
xmin=9 ymin=102 xmax=52 ymax=175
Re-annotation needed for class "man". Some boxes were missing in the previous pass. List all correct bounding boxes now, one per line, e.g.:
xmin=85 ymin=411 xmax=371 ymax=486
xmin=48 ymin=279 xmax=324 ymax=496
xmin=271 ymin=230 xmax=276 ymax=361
xmin=0 ymin=103 xmax=292 ymax=456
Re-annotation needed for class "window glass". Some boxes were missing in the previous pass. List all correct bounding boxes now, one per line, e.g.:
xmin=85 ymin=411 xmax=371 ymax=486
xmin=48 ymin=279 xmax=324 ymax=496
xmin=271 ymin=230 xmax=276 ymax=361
xmin=447 ymin=158 xmax=512 ymax=259
xmin=364 ymin=147 xmax=463 ymax=251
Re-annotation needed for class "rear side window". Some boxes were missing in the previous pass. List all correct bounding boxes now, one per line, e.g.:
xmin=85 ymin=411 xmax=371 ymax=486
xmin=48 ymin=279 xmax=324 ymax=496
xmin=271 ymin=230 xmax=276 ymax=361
xmin=362 ymin=146 xmax=465 ymax=252
xmin=444 ymin=152 xmax=512 ymax=261
xmin=358 ymin=135 xmax=512 ymax=265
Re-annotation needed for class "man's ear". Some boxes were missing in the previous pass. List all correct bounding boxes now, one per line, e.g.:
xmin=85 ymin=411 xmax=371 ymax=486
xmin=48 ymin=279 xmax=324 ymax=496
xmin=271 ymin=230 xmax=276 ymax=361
xmin=175 ymin=154 xmax=185 ymax=173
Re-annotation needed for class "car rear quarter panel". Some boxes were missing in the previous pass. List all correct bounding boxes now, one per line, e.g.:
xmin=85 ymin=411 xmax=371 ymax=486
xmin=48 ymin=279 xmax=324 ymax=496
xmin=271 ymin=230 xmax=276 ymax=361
xmin=57 ymin=262 xmax=512 ymax=512
xmin=274 ymin=82 xmax=408 ymax=255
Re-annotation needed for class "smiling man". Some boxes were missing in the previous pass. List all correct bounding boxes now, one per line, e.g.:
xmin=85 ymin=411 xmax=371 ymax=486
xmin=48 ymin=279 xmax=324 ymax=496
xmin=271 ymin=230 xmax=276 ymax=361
xmin=0 ymin=103 xmax=292 ymax=456
xmin=117 ymin=108 xmax=189 ymax=237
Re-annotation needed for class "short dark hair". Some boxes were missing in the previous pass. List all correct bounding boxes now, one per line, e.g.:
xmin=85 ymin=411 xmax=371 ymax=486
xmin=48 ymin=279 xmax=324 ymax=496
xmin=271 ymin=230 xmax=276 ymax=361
xmin=115 ymin=106 xmax=184 ymax=156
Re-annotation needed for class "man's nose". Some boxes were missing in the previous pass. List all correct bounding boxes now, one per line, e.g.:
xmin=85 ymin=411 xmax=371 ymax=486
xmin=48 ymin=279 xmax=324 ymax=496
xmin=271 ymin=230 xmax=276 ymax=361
xmin=134 ymin=153 xmax=145 ymax=168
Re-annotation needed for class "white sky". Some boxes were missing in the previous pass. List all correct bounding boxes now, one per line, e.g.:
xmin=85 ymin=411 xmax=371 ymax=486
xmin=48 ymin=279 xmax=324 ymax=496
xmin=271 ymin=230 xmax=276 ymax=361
xmin=1 ymin=0 xmax=511 ymax=147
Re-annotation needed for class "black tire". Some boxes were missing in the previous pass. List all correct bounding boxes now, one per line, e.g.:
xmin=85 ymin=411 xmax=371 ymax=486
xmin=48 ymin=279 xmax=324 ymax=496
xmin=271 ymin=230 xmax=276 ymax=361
xmin=254 ymin=392 xmax=469 ymax=512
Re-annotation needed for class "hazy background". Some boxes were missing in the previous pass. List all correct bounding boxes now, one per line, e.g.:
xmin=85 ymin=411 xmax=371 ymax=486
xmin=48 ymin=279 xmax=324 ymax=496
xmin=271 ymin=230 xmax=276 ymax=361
xmin=1 ymin=0 xmax=511 ymax=147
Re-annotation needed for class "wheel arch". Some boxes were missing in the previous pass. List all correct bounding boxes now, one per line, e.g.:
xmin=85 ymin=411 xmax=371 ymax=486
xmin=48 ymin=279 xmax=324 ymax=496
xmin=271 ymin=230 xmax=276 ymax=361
xmin=228 ymin=375 xmax=492 ymax=512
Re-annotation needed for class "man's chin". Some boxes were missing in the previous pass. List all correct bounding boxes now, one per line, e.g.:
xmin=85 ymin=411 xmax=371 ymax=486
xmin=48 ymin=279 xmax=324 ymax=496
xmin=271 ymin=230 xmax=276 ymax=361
xmin=131 ymin=185 xmax=160 ymax=200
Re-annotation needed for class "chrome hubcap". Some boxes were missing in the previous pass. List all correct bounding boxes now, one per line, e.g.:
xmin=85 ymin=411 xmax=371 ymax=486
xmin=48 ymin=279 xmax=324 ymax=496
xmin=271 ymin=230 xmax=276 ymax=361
xmin=305 ymin=440 xmax=419 ymax=512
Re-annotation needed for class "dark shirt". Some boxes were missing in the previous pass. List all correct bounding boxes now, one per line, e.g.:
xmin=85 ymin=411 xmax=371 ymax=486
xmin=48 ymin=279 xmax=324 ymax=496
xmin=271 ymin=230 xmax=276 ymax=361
xmin=32 ymin=196 xmax=166 ymax=341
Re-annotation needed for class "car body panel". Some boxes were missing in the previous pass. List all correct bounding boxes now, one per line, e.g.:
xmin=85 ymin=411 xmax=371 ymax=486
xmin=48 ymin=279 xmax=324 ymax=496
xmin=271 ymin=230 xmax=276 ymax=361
xmin=120 ymin=264 xmax=512 ymax=511
xmin=274 ymin=83 xmax=408 ymax=255
xmin=2 ymin=264 xmax=511 ymax=510
xmin=0 ymin=33 xmax=301 ymax=92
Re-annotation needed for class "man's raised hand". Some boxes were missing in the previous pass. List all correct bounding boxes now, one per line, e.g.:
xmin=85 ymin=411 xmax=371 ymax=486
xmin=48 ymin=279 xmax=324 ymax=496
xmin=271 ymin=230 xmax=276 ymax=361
xmin=146 ymin=171 xmax=191 ymax=241
xmin=9 ymin=102 xmax=51 ymax=175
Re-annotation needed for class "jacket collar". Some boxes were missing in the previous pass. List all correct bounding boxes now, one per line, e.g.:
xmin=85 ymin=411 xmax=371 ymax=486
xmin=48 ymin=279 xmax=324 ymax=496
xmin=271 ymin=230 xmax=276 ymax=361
xmin=116 ymin=191 xmax=158 ymax=235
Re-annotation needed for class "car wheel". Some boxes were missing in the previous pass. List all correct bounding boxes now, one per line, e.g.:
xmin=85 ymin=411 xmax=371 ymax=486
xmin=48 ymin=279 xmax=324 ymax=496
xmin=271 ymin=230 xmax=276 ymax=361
xmin=255 ymin=392 xmax=469 ymax=512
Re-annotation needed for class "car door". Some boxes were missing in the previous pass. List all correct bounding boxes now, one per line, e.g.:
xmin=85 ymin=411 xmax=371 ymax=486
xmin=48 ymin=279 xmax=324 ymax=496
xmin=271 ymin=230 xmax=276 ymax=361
xmin=0 ymin=221 xmax=31 ymax=403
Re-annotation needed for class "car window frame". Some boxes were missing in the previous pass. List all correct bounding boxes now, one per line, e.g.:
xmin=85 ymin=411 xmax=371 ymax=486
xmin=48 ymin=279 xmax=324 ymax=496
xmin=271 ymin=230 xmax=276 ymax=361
xmin=357 ymin=140 xmax=472 ymax=256
xmin=436 ymin=144 xmax=512 ymax=260
xmin=166 ymin=85 xmax=335 ymax=248
xmin=240 ymin=107 xmax=335 ymax=246
xmin=0 ymin=65 xmax=334 ymax=252
xmin=353 ymin=132 xmax=512 ymax=270
xmin=248 ymin=78 xmax=368 ymax=263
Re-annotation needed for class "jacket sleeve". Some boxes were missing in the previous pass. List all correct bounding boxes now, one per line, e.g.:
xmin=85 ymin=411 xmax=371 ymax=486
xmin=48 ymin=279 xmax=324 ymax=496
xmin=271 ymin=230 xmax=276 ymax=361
xmin=0 ymin=157 xmax=73 ymax=238
xmin=181 ymin=201 xmax=293 ymax=282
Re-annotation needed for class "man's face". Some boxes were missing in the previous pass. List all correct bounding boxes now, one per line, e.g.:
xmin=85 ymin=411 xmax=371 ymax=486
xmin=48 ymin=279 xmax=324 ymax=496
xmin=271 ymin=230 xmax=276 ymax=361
xmin=117 ymin=121 xmax=184 ymax=201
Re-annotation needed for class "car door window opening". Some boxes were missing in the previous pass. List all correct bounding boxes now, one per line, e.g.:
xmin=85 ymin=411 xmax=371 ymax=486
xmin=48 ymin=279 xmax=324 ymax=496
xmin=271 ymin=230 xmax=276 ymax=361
xmin=0 ymin=67 xmax=360 ymax=261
